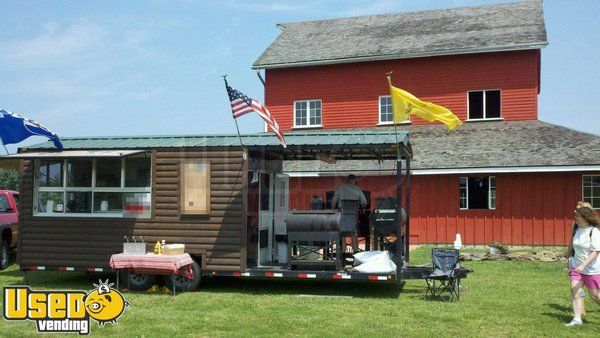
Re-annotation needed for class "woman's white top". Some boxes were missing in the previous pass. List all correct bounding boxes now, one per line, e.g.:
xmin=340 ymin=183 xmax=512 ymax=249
xmin=571 ymin=226 xmax=600 ymax=275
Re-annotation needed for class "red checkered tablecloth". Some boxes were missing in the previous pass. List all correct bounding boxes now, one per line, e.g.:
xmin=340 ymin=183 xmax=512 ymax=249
xmin=110 ymin=253 xmax=194 ymax=277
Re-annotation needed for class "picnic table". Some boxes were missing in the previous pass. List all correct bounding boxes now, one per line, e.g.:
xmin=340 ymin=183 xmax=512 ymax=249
xmin=110 ymin=253 xmax=194 ymax=295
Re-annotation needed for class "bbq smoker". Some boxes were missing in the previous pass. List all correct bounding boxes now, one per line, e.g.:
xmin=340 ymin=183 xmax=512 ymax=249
xmin=370 ymin=197 xmax=407 ymax=257
xmin=285 ymin=209 xmax=342 ymax=270
xmin=284 ymin=197 xmax=406 ymax=271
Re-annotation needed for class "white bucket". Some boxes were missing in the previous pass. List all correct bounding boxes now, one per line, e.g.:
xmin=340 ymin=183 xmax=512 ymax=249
xmin=454 ymin=233 xmax=463 ymax=250
xmin=277 ymin=242 xmax=288 ymax=264
xmin=46 ymin=200 xmax=54 ymax=213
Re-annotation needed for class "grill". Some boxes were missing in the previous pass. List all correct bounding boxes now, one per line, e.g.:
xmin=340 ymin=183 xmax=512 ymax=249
xmin=285 ymin=210 xmax=342 ymax=270
xmin=285 ymin=210 xmax=340 ymax=232
xmin=369 ymin=197 xmax=406 ymax=252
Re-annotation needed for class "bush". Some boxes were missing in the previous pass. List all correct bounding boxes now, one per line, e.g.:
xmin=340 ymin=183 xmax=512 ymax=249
xmin=0 ymin=169 xmax=19 ymax=190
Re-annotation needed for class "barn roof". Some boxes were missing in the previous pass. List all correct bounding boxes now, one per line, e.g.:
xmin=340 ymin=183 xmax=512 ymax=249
xmin=283 ymin=120 xmax=600 ymax=174
xmin=253 ymin=0 xmax=547 ymax=69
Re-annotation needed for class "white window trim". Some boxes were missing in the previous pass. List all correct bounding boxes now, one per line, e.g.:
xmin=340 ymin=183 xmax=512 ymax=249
xmin=467 ymin=89 xmax=502 ymax=121
xmin=465 ymin=117 xmax=504 ymax=122
xmin=582 ymin=174 xmax=600 ymax=209
xmin=377 ymin=95 xmax=411 ymax=125
xmin=293 ymin=99 xmax=322 ymax=128
xmin=459 ymin=176 xmax=496 ymax=210
xmin=460 ymin=177 xmax=469 ymax=210
xmin=488 ymin=177 xmax=496 ymax=210
xmin=291 ymin=125 xmax=323 ymax=130
xmin=33 ymin=156 xmax=152 ymax=218
xmin=377 ymin=121 xmax=412 ymax=126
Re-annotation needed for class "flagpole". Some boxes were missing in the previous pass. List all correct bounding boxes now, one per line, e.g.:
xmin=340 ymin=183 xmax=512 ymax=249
xmin=386 ymin=71 xmax=401 ymax=160
xmin=0 ymin=138 xmax=10 ymax=156
xmin=223 ymin=75 xmax=246 ymax=153
xmin=387 ymin=71 xmax=405 ymax=266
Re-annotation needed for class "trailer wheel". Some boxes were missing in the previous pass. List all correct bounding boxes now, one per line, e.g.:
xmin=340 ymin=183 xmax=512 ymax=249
xmin=122 ymin=271 xmax=158 ymax=291
xmin=163 ymin=260 xmax=201 ymax=292
xmin=0 ymin=240 xmax=9 ymax=270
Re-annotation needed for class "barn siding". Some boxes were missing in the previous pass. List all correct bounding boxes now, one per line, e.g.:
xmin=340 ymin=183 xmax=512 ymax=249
xmin=265 ymin=50 xmax=540 ymax=131
xmin=289 ymin=171 xmax=595 ymax=246
xmin=18 ymin=148 xmax=247 ymax=272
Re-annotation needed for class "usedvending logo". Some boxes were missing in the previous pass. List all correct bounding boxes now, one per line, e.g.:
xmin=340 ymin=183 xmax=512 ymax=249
xmin=3 ymin=280 xmax=129 ymax=335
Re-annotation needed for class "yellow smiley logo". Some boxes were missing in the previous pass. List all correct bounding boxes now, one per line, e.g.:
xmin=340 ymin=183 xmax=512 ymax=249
xmin=84 ymin=280 xmax=129 ymax=327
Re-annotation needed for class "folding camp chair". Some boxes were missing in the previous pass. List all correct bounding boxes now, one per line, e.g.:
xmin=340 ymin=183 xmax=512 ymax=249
xmin=424 ymin=248 xmax=461 ymax=302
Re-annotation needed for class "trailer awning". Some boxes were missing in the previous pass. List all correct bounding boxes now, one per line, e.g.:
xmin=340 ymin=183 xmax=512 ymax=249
xmin=0 ymin=149 xmax=146 ymax=159
xmin=16 ymin=130 xmax=412 ymax=160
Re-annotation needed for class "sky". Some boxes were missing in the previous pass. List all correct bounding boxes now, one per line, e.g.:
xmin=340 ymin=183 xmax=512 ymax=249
xmin=0 ymin=0 xmax=598 ymax=151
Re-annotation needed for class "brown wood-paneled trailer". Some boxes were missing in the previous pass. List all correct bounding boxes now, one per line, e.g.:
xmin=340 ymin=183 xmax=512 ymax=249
xmin=17 ymin=148 xmax=247 ymax=273
xmin=4 ymin=130 xmax=413 ymax=289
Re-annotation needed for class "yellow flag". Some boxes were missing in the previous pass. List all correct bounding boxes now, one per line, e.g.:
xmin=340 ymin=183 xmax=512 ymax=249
xmin=388 ymin=79 xmax=462 ymax=131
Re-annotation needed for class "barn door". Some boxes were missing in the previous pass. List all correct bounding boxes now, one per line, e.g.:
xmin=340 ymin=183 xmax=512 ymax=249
xmin=258 ymin=171 xmax=273 ymax=266
xmin=273 ymin=174 xmax=289 ymax=263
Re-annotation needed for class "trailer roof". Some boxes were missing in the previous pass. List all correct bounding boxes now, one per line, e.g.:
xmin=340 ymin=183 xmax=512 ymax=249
xmin=15 ymin=130 xmax=412 ymax=160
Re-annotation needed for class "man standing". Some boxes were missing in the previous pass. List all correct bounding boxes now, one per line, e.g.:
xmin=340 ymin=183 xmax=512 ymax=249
xmin=332 ymin=174 xmax=367 ymax=209
xmin=332 ymin=175 xmax=367 ymax=253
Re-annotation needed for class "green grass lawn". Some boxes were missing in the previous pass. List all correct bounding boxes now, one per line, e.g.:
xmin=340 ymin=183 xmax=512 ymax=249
xmin=1 ymin=247 xmax=598 ymax=337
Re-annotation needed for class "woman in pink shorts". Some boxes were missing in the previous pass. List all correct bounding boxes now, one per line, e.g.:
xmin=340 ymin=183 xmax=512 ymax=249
xmin=565 ymin=203 xmax=600 ymax=326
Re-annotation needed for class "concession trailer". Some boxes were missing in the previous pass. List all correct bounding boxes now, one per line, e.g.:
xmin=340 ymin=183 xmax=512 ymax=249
xmin=2 ymin=129 xmax=453 ymax=291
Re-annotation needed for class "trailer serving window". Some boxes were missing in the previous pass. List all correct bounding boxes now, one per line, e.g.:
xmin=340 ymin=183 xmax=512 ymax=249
xmin=34 ymin=152 xmax=152 ymax=218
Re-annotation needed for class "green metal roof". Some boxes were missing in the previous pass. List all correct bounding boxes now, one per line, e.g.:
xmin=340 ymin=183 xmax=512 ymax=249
xmin=17 ymin=130 xmax=411 ymax=160
xmin=24 ymin=130 xmax=409 ymax=150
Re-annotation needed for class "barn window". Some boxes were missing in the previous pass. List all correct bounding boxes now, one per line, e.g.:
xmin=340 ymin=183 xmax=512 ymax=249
xmin=180 ymin=160 xmax=210 ymax=215
xmin=294 ymin=100 xmax=321 ymax=128
xmin=378 ymin=96 xmax=410 ymax=125
xmin=34 ymin=154 xmax=152 ymax=218
xmin=460 ymin=176 xmax=496 ymax=210
xmin=583 ymin=175 xmax=600 ymax=209
xmin=468 ymin=90 xmax=501 ymax=120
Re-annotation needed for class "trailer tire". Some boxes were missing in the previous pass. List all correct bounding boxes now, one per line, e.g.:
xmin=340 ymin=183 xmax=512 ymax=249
xmin=163 ymin=260 xmax=201 ymax=292
xmin=0 ymin=240 xmax=9 ymax=270
xmin=122 ymin=271 xmax=158 ymax=291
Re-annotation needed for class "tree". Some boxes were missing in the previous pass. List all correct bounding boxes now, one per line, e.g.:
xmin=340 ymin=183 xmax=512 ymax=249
xmin=0 ymin=168 xmax=19 ymax=190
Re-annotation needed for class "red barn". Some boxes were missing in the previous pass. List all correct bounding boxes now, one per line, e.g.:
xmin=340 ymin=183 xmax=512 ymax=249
xmin=253 ymin=1 xmax=600 ymax=245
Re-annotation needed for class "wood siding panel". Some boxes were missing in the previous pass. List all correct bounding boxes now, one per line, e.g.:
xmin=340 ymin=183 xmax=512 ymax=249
xmin=18 ymin=149 xmax=246 ymax=271
xmin=266 ymin=50 xmax=540 ymax=131
xmin=289 ymin=171 xmax=594 ymax=246
xmin=522 ymin=176 xmax=534 ymax=245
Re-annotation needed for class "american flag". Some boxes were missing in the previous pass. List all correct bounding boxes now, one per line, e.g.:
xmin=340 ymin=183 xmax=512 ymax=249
xmin=226 ymin=84 xmax=286 ymax=147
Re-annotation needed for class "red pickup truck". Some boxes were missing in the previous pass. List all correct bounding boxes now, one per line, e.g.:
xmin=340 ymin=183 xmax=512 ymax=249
xmin=0 ymin=190 xmax=19 ymax=270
